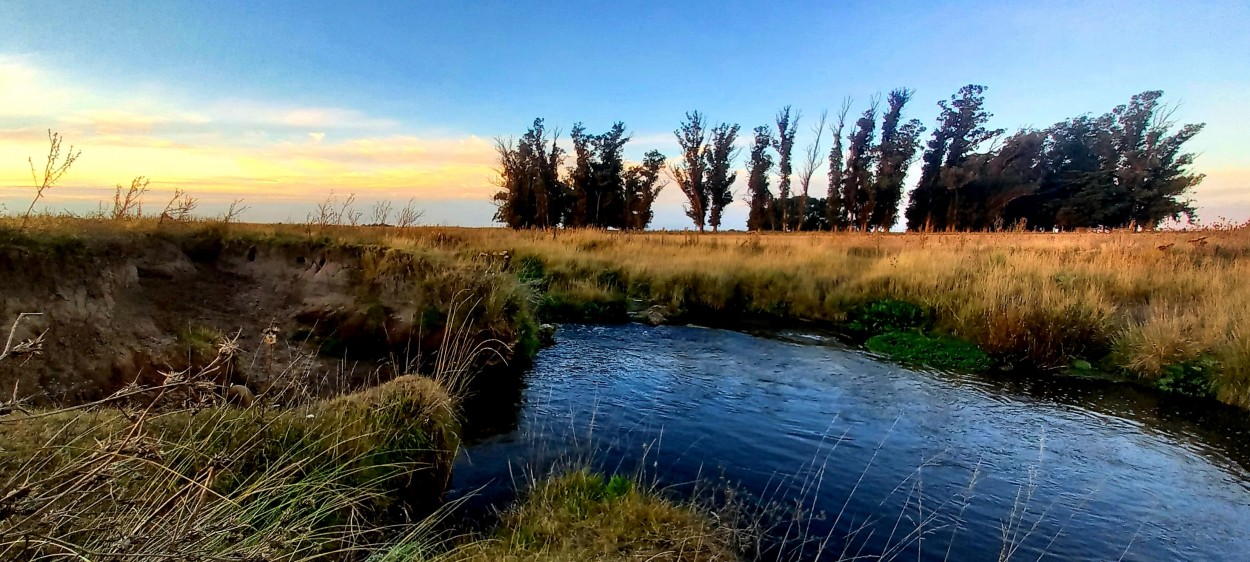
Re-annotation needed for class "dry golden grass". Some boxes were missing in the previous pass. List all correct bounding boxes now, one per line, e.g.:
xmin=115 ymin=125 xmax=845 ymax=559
xmin=7 ymin=215 xmax=1249 ymax=407
xmin=431 ymin=227 xmax=1250 ymax=405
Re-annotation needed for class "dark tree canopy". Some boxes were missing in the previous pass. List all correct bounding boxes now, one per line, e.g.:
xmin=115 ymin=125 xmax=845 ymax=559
xmin=870 ymin=89 xmax=924 ymax=231
xmin=841 ymin=103 xmax=879 ymax=231
xmin=494 ymin=118 xmax=664 ymax=230
xmin=746 ymin=125 xmax=775 ymax=231
xmin=496 ymin=88 xmax=1205 ymax=233
xmin=623 ymin=150 xmax=667 ymax=230
xmin=904 ymin=84 xmax=1003 ymax=231
xmin=826 ymin=102 xmax=849 ymax=230
xmin=705 ymin=122 xmax=741 ymax=232
xmin=905 ymin=87 xmax=1204 ymax=231
xmin=773 ymin=106 xmax=799 ymax=231
xmin=493 ymin=118 xmax=565 ymax=229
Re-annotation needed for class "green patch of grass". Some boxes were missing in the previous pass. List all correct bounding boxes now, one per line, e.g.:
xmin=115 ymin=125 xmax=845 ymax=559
xmin=846 ymin=299 xmax=931 ymax=338
xmin=514 ymin=254 xmax=547 ymax=284
xmin=176 ymin=325 xmax=223 ymax=358
xmin=1156 ymin=357 xmax=1217 ymax=398
xmin=448 ymin=469 xmax=742 ymax=561
xmin=866 ymin=331 xmax=993 ymax=372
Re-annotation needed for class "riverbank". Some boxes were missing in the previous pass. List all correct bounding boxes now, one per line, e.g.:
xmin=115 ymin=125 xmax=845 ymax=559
xmin=477 ymin=227 xmax=1250 ymax=407
xmin=6 ymin=217 xmax=1247 ymax=408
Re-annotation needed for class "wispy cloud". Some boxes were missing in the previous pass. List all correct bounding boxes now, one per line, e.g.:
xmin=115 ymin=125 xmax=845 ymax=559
xmin=0 ymin=55 xmax=498 ymax=219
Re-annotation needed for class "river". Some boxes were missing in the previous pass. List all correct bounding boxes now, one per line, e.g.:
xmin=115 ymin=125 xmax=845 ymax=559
xmin=450 ymin=324 xmax=1250 ymax=561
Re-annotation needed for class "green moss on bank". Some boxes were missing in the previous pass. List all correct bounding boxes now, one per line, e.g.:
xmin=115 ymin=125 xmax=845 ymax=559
xmin=866 ymin=331 xmax=993 ymax=372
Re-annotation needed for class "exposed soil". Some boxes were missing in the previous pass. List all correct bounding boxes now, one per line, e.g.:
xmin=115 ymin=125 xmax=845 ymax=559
xmin=0 ymin=234 xmax=444 ymax=406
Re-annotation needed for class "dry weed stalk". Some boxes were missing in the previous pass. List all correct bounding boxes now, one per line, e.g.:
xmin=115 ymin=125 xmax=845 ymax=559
xmin=219 ymin=198 xmax=248 ymax=224
xmin=21 ymin=130 xmax=80 ymax=229
xmin=158 ymin=188 xmax=198 ymax=223
xmin=110 ymin=176 xmax=150 ymax=220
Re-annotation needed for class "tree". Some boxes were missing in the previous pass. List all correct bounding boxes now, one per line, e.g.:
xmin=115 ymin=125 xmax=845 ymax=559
xmin=589 ymin=122 xmax=631 ymax=228
xmin=705 ymin=122 xmax=741 ymax=232
xmin=868 ymin=89 xmax=924 ymax=231
xmin=826 ymin=99 xmax=851 ymax=230
xmin=773 ymin=106 xmax=799 ymax=231
xmin=493 ymin=118 xmax=566 ymax=229
xmin=567 ymin=123 xmax=593 ymax=228
xmin=623 ymin=150 xmax=667 ymax=230
xmin=1001 ymin=91 xmax=1204 ymax=230
xmin=904 ymin=85 xmax=1003 ymax=231
xmin=842 ymin=100 xmax=879 ymax=231
xmin=795 ymin=111 xmax=827 ymax=231
xmin=745 ymin=126 xmax=775 ymax=231
xmin=945 ymin=129 xmax=1046 ymax=230
xmin=672 ymin=111 xmax=710 ymax=232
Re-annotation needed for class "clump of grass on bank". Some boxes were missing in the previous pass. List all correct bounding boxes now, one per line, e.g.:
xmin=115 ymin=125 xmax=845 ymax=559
xmin=0 ymin=375 xmax=457 ymax=560
xmin=438 ymin=470 xmax=744 ymax=562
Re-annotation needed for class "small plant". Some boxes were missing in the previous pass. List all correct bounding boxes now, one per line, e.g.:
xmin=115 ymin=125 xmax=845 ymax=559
xmin=395 ymin=198 xmax=425 ymax=228
xmin=370 ymin=199 xmax=393 ymax=225
xmin=109 ymin=176 xmax=149 ymax=220
xmin=219 ymin=198 xmax=248 ymax=224
xmin=1155 ymin=358 xmax=1215 ymax=398
xmin=847 ymin=299 xmax=931 ymax=337
xmin=22 ymin=130 xmax=80 ymax=229
xmin=159 ymin=188 xmax=198 ymax=223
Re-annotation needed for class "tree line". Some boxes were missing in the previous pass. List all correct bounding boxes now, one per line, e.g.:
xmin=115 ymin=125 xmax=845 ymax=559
xmin=492 ymin=119 xmax=666 ymax=230
xmin=492 ymin=86 xmax=1204 ymax=231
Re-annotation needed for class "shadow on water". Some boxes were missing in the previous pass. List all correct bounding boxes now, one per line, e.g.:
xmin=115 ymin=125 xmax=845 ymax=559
xmin=451 ymin=323 xmax=1250 ymax=561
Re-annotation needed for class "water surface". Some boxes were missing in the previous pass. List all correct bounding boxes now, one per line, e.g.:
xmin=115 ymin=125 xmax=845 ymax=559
xmin=452 ymin=324 xmax=1250 ymax=561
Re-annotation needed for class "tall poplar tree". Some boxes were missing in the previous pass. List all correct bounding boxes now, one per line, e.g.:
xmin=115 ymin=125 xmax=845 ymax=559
xmin=705 ymin=122 xmax=741 ymax=232
xmin=841 ymin=102 xmax=878 ymax=231
xmin=672 ymin=111 xmax=710 ymax=232
xmin=826 ymin=99 xmax=850 ymax=230
xmin=869 ymin=89 xmax=924 ymax=230
xmin=623 ymin=150 xmax=667 ymax=230
xmin=773 ymin=106 xmax=799 ymax=231
xmin=746 ymin=125 xmax=775 ymax=231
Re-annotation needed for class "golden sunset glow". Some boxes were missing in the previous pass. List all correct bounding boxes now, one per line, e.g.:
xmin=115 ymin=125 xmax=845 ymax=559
xmin=0 ymin=56 xmax=499 ymax=219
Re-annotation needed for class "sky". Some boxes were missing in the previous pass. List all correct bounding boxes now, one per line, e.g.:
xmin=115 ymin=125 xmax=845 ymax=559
xmin=1 ymin=0 xmax=1248 ymax=229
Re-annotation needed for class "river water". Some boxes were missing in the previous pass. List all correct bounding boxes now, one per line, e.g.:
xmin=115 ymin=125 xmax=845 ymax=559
xmin=450 ymin=324 xmax=1250 ymax=561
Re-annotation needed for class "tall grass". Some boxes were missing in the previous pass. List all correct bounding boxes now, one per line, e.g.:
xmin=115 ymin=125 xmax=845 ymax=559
xmin=0 ymin=292 xmax=503 ymax=561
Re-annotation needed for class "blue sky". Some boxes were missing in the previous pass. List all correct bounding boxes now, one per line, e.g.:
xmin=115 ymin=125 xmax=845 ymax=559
xmin=2 ymin=0 xmax=1247 ymax=228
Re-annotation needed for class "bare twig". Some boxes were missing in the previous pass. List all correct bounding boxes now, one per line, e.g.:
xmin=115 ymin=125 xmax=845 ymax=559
xmin=22 ymin=130 xmax=80 ymax=229
xmin=159 ymin=188 xmax=198 ymax=224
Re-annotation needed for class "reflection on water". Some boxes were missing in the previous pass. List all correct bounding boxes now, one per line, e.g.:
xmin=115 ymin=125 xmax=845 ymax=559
xmin=452 ymin=324 xmax=1250 ymax=561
